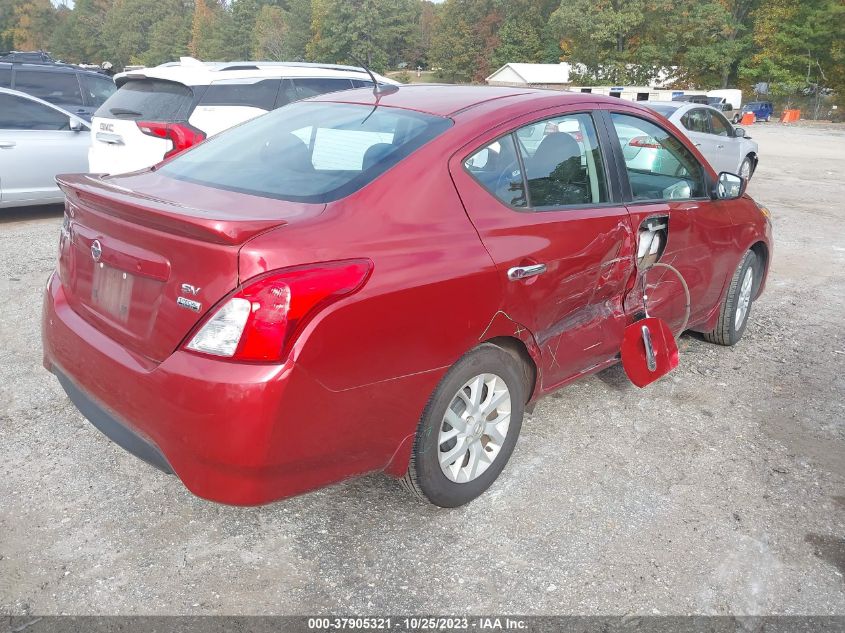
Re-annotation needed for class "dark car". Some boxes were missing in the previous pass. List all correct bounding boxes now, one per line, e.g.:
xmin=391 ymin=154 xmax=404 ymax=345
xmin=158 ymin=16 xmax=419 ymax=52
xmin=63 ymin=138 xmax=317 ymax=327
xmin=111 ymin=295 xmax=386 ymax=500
xmin=0 ymin=60 xmax=115 ymax=121
xmin=741 ymin=101 xmax=775 ymax=122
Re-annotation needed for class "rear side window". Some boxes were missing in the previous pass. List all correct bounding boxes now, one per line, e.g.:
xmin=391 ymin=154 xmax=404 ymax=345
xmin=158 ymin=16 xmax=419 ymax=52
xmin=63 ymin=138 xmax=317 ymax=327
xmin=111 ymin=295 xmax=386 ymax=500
xmin=160 ymin=102 xmax=452 ymax=203
xmin=0 ymin=93 xmax=70 ymax=130
xmin=14 ymin=69 xmax=83 ymax=105
xmin=80 ymin=73 xmax=116 ymax=108
xmin=95 ymin=79 xmax=193 ymax=121
xmin=0 ymin=67 xmax=10 ymax=87
xmin=199 ymin=79 xmax=281 ymax=111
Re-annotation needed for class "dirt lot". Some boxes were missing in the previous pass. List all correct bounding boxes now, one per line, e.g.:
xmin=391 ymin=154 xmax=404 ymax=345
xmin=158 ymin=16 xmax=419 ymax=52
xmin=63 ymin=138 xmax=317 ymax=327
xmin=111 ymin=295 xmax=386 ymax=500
xmin=1 ymin=123 xmax=844 ymax=616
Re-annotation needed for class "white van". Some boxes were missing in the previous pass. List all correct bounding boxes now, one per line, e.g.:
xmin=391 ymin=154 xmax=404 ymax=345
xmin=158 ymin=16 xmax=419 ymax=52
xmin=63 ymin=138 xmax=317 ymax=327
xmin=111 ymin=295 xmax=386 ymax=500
xmin=88 ymin=57 xmax=397 ymax=174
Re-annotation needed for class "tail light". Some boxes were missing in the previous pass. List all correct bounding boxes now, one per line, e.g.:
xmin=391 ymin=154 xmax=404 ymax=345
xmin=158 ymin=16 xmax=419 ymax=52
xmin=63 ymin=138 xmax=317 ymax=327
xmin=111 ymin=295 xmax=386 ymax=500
xmin=184 ymin=260 xmax=372 ymax=362
xmin=629 ymin=136 xmax=661 ymax=149
xmin=136 ymin=121 xmax=206 ymax=158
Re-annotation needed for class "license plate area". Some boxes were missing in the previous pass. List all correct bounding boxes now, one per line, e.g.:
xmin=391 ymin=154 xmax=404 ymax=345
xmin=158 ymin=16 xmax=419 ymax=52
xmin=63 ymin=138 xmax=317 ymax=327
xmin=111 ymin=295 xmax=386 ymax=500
xmin=91 ymin=263 xmax=134 ymax=323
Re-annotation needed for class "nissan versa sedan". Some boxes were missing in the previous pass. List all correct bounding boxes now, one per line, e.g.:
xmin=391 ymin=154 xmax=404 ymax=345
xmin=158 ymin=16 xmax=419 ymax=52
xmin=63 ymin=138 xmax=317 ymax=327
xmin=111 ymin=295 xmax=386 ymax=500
xmin=42 ymin=86 xmax=773 ymax=507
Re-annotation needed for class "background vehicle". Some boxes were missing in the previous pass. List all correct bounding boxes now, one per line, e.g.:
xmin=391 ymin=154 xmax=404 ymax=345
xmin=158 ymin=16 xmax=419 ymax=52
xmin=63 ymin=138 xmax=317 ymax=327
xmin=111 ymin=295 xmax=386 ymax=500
xmin=672 ymin=93 xmax=709 ymax=105
xmin=706 ymin=88 xmax=742 ymax=110
xmin=0 ymin=59 xmax=115 ymax=121
xmin=43 ymin=87 xmax=771 ymax=508
xmin=708 ymin=98 xmax=742 ymax=123
xmin=88 ymin=57 xmax=398 ymax=174
xmin=0 ymin=87 xmax=90 ymax=208
xmin=741 ymin=101 xmax=775 ymax=122
xmin=645 ymin=101 xmax=759 ymax=179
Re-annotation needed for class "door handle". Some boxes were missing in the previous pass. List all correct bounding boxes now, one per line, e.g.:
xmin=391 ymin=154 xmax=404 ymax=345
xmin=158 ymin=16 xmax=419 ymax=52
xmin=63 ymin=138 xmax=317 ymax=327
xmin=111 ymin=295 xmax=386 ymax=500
xmin=716 ymin=144 xmax=725 ymax=149
xmin=0 ymin=141 xmax=15 ymax=149
xmin=507 ymin=263 xmax=547 ymax=281
xmin=694 ymin=142 xmax=701 ymax=147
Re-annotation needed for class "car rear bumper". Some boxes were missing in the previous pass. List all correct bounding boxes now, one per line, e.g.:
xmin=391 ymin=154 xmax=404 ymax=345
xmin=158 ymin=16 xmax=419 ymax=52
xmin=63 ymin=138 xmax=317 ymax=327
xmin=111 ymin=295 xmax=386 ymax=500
xmin=42 ymin=274 xmax=429 ymax=505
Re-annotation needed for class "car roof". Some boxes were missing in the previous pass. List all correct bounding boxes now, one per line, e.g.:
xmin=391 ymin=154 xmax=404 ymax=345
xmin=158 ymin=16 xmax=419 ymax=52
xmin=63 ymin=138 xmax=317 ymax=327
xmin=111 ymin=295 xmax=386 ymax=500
xmin=308 ymin=84 xmax=633 ymax=117
xmin=0 ymin=60 xmax=108 ymax=77
xmin=115 ymin=58 xmax=396 ymax=87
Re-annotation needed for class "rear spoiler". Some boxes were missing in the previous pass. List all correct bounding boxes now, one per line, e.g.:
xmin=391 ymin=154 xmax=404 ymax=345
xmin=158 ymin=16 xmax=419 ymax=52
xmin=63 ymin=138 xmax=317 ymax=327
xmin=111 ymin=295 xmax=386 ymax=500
xmin=57 ymin=174 xmax=291 ymax=246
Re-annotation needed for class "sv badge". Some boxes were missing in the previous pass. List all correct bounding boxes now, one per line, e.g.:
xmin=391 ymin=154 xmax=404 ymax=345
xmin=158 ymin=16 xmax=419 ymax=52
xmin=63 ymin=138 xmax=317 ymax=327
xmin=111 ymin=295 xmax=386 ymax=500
xmin=180 ymin=283 xmax=201 ymax=295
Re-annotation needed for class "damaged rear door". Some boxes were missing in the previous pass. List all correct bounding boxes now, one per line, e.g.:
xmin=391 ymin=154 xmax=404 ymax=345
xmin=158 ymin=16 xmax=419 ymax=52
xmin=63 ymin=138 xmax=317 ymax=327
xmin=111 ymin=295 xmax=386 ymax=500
xmin=451 ymin=109 xmax=635 ymax=391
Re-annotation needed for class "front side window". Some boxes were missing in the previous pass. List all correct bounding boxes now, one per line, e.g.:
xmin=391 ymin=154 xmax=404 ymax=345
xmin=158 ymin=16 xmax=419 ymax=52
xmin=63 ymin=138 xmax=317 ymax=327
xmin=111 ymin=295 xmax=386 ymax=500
xmin=465 ymin=113 xmax=608 ymax=210
xmin=611 ymin=113 xmax=706 ymax=202
xmin=159 ymin=102 xmax=451 ymax=203
xmin=0 ymin=93 xmax=70 ymax=130
xmin=14 ymin=70 xmax=83 ymax=105
xmin=0 ymin=67 xmax=10 ymax=88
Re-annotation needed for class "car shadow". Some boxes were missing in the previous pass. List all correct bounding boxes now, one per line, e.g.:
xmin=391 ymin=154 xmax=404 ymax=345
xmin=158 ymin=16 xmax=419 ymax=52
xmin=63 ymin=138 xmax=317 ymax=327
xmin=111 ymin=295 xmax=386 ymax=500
xmin=1 ymin=204 xmax=64 ymax=224
xmin=805 ymin=533 xmax=845 ymax=577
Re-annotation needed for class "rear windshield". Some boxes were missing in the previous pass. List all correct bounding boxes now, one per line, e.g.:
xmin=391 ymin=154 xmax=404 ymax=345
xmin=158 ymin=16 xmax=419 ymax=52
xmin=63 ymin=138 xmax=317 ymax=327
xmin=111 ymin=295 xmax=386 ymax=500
xmin=647 ymin=104 xmax=678 ymax=117
xmin=94 ymin=78 xmax=193 ymax=121
xmin=159 ymin=102 xmax=452 ymax=203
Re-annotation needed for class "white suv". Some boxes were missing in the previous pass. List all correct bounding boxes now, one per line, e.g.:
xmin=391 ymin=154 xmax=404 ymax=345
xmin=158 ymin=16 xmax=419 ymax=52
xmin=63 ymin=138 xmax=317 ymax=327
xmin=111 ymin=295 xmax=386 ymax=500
xmin=88 ymin=57 xmax=397 ymax=174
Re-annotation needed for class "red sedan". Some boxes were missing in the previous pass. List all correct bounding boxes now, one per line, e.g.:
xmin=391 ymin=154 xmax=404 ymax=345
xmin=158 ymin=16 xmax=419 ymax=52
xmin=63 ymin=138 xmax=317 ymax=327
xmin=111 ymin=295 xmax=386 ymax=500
xmin=42 ymin=85 xmax=773 ymax=507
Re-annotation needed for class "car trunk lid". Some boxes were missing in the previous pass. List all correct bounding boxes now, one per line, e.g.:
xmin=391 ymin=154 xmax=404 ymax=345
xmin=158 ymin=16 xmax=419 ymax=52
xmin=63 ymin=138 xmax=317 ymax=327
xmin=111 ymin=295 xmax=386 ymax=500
xmin=57 ymin=172 xmax=324 ymax=363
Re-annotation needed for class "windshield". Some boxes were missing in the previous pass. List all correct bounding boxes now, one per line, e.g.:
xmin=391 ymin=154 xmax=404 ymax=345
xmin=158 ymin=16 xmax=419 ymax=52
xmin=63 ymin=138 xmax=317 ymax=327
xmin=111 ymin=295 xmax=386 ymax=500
xmin=159 ymin=101 xmax=452 ymax=203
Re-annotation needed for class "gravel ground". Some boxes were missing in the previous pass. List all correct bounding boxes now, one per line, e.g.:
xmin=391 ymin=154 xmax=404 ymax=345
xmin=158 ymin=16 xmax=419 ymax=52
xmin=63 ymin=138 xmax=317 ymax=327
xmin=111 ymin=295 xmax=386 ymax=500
xmin=1 ymin=123 xmax=844 ymax=616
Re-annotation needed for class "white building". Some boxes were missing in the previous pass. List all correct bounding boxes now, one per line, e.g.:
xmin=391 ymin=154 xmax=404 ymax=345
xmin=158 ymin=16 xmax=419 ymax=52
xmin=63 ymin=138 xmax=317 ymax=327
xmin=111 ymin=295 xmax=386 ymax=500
xmin=485 ymin=63 xmax=574 ymax=88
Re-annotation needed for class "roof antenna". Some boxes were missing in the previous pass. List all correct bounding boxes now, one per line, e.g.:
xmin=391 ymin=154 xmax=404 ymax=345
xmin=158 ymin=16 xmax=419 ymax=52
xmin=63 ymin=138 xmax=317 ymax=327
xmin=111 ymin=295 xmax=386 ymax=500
xmin=350 ymin=56 xmax=399 ymax=98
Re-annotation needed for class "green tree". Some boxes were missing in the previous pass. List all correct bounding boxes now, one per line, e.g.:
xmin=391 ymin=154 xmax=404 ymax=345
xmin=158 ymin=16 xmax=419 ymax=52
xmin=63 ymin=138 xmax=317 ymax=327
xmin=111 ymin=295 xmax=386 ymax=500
xmin=231 ymin=0 xmax=264 ymax=60
xmin=429 ymin=0 xmax=501 ymax=83
xmin=103 ymin=0 xmax=190 ymax=68
xmin=741 ymin=0 xmax=842 ymax=97
xmin=253 ymin=4 xmax=288 ymax=60
xmin=307 ymin=0 xmax=418 ymax=72
xmin=6 ymin=0 xmax=58 ymax=51
xmin=50 ymin=0 xmax=114 ymax=63
xmin=189 ymin=0 xmax=235 ymax=60
xmin=490 ymin=17 xmax=541 ymax=69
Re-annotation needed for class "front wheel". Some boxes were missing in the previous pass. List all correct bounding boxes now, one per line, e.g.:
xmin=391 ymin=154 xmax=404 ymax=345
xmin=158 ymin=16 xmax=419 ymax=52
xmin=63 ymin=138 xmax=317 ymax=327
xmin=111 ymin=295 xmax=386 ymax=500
xmin=704 ymin=251 xmax=758 ymax=346
xmin=739 ymin=156 xmax=754 ymax=180
xmin=401 ymin=344 xmax=525 ymax=507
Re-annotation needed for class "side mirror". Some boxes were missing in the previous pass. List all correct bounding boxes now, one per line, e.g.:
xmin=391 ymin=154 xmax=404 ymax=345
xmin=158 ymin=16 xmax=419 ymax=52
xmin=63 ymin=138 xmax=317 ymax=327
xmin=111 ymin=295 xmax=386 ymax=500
xmin=734 ymin=127 xmax=746 ymax=138
xmin=714 ymin=172 xmax=746 ymax=200
xmin=69 ymin=118 xmax=84 ymax=132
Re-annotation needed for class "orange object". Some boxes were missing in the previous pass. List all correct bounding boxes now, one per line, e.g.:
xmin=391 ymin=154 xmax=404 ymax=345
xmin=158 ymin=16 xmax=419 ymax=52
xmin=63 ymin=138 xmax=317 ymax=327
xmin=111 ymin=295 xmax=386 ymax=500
xmin=740 ymin=112 xmax=756 ymax=125
xmin=780 ymin=109 xmax=801 ymax=123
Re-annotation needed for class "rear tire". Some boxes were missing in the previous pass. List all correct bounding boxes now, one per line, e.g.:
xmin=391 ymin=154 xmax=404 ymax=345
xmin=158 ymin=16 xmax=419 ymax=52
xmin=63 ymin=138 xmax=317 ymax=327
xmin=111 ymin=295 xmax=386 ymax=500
xmin=704 ymin=251 xmax=758 ymax=346
xmin=401 ymin=344 xmax=525 ymax=507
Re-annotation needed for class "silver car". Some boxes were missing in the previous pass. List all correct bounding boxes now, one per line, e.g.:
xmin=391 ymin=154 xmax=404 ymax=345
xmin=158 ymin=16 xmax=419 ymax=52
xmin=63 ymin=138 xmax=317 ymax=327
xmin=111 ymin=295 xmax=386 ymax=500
xmin=0 ymin=87 xmax=90 ymax=208
xmin=644 ymin=101 xmax=759 ymax=179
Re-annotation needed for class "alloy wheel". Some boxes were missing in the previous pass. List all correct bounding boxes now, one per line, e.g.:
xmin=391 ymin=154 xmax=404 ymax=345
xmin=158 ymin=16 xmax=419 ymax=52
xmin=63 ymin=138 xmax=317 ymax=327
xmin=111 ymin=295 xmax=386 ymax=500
xmin=438 ymin=373 xmax=512 ymax=483
xmin=735 ymin=266 xmax=754 ymax=329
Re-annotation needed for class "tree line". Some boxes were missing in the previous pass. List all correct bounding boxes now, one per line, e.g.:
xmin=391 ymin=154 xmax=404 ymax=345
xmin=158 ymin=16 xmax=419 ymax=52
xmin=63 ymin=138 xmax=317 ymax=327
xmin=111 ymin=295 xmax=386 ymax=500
xmin=1 ymin=0 xmax=842 ymax=100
